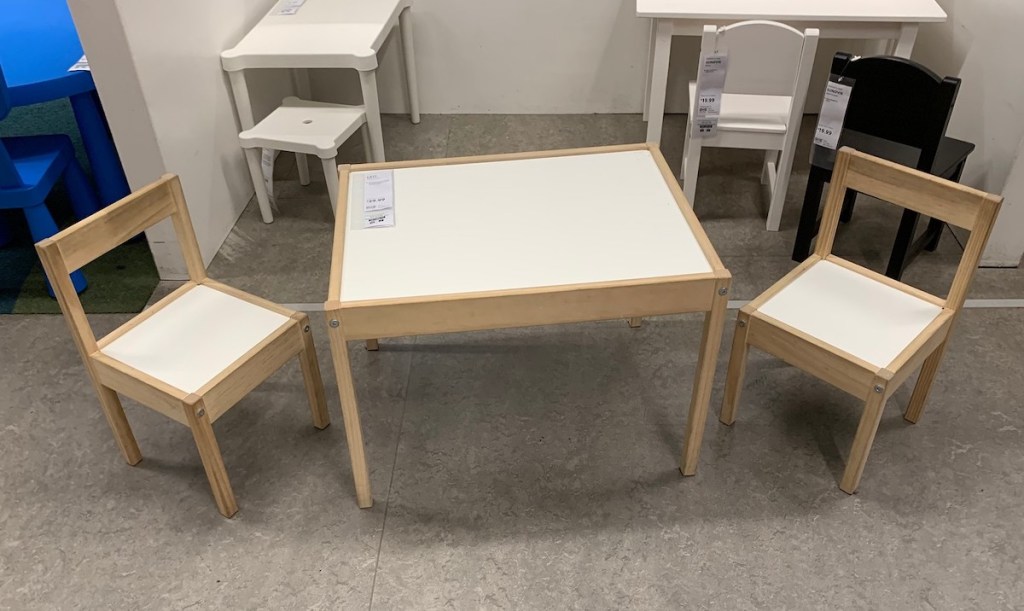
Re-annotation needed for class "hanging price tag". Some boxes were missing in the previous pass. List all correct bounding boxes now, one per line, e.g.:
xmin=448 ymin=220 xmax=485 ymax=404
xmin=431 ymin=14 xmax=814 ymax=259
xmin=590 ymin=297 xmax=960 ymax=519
xmin=813 ymin=74 xmax=854 ymax=150
xmin=692 ymin=51 xmax=728 ymax=138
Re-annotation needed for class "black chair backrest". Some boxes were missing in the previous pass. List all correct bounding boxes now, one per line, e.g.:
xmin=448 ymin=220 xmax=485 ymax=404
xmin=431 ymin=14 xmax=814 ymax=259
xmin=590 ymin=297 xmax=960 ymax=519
xmin=832 ymin=52 xmax=960 ymax=172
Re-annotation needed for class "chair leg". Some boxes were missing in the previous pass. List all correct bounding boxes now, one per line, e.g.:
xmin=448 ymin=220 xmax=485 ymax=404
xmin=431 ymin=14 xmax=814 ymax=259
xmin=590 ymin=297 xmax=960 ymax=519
xmin=761 ymin=150 xmax=777 ymax=186
xmin=360 ymin=124 xmax=374 ymax=163
xmin=792 ymin=167 xmax=827 ymax=262
xmin=365 ymin=339 xmax=379 ymax=351
xmin=682 ymin=133 xmax=702 ymax=208
xmin=294 ymin=315 xmax=330 ymax=430
xmin=320 ymin=156 xmax=340 ymax=215
xmin=839 ymin=379 xmax=889 ymax=494
xmin=679 ymin=123 xmax=691 ymax=181
xmin=24 ymin=204 xmax=86 ymax=294
xmin=94 ymin=383 xmax=142 ymax=465
xmin=839 ymin=190 xmax=857 ymax=223
xmin=765 ymin=147 xmax=791 ymax=232
xmin=243 ymin=148 xmax=275 ymax=223
xmin=184 ymin=397 xmax=238 ymax=518
xmin=719 ymin=313 xmax=751 ymax=426
xmin=61 ymin=158 xmax=101 ymax=220
xmin=296 ymin=153 xmax=311 ymax=186
xmin=680 ymin=280 xmax=729 ymax=475
xmin=904 ymin=339 xmax=948 ymax=424
xmin=628 ymin=317 xmax=643 ymax=328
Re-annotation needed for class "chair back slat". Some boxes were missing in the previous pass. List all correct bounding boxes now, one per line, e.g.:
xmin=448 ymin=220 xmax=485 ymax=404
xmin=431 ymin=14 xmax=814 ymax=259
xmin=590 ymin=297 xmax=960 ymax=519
xmin=816 ymin=148 xmax=1002 ymax=310
xmin=706 ymin=21 xmax=812 ymax=98
xmin=832 ymin=53 xmax=960 ymax=171
xmin=35 ymin=174 xmax=207 ymax=356
xmin=843 ymin=153 xmax=983 ymax=230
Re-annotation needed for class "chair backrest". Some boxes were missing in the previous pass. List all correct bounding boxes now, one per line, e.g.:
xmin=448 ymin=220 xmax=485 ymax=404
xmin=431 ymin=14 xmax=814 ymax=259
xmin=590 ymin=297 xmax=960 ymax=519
xmin=0 ymin=65 xmax=22 ymax=189
xmin=702 ymin=21 xmax=819 ymax=100
xmin=831 ymin=53 xmax=960 ymax=172
xmin=816 ymin=148 xmax=1002 ymax=311
xmin=35 ymin=174 xmax=206 ymax=361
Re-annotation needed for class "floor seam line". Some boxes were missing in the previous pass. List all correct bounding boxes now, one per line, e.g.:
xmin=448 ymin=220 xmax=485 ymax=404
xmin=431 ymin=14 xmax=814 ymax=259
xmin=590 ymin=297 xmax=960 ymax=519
xmin=367 ymin=336 xmax=416 ymax=611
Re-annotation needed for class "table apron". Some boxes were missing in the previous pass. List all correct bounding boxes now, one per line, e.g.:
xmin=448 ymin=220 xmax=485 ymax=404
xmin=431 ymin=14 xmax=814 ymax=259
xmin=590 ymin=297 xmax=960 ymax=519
xmin=669 ymin=19 xmax=906 ymax=40
xmin=331 ymin=277 xmax=720 ymax=340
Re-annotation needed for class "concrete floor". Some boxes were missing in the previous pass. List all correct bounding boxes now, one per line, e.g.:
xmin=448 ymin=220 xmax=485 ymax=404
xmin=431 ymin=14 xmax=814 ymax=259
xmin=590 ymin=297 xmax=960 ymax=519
xmin=2 ymin=114 xmax=1024 ymax=608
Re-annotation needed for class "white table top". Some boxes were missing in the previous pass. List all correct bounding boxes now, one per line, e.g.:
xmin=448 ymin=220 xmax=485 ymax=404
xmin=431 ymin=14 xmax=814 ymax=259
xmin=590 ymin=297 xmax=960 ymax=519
xmin=636 ymin=0 xmax=946 ymax=22
xmin=339 ymin=149 xmax=715 ymax=303
xmin=221 ymin=0 xmax=409 ymax=71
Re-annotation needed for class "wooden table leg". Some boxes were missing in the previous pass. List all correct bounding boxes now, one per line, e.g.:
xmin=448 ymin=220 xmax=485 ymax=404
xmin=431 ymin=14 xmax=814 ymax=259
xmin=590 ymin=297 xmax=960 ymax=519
xmin=680 ymin=279 xmax=730 ymax=475
xmin=325 ymin=314 xmax=373 ymax=508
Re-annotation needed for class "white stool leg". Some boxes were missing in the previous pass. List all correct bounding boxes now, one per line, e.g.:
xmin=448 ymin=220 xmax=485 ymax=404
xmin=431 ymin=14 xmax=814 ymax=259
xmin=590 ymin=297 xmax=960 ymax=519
xmin=243 ymin=148 xmax=274 ymax=223
xmin=296 ymin=153 xmax=311 ymax=186
xmin=359 ymin=70 xmax=386 ymax=163
xmin=398 ymin=7 xmax=421 ymax=125
xmin=360 ymin=123 xmax=375 ymax=162
xmin=321 ymin=156 xmax=340 ymax=216
xmin=679 ymin=121 xmax=692 ymax=180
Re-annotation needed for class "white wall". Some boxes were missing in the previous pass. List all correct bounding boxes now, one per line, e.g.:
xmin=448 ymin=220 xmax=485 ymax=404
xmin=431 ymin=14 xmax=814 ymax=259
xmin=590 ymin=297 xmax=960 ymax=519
xmin=70 ymin=0 xmax=1022 ymax=273
xmin=68 ymin=0 xmax=289 ymax=279
xmin=913 ymin=0 xmax=1024 ymax=266
xmin=329 ymin=0 xmax=843 ymax=115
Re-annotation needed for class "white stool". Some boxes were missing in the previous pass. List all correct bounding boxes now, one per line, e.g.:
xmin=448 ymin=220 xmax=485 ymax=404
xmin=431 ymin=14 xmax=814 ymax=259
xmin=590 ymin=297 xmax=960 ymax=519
xmin=239 ymin=97 xmax=376 ymax=223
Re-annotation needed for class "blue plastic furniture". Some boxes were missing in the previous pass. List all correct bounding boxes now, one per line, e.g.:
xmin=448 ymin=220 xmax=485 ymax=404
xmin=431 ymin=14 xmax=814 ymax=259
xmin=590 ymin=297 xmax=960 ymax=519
xmin=0 ymin=0 xmax=129 ymax=205
xmin=1 ymin=67 xmax=98 ymax=293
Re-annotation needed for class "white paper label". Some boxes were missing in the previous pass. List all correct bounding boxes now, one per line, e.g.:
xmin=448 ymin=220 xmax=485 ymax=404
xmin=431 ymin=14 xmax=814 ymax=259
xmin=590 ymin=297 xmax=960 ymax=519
xmin=813 ymin=76 xmax=854 ymax=150
xmin=277 ymin=0 xmax=306 ymax=15
xmin=362 ymin=171 xmax=395 ymax=228
xmin=692 ymin=51 xmax=728 ymax=138
xmin=68 ymin=55 xmax=90 ymax=72
xmin=261 ymin=148 xmax=276 ymax=204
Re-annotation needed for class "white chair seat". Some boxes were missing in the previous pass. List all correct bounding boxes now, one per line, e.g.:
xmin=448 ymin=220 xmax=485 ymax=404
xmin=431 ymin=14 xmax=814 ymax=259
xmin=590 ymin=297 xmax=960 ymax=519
xmin=238 ymin=96 xmax=366 ymax=158
xmin=688 ymin=82 xmax=790 ymax=134
xmin=757 ymin=260 xmax=943 ymax=368
xmin=101 ymin=285 xmax=291 ymax=393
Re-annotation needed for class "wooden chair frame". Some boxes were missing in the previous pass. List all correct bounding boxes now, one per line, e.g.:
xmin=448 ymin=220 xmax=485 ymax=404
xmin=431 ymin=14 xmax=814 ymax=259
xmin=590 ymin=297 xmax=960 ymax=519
xmin=35 ymin=175 xmax=330 ymax=518
xmin=324 ymin=143 xmax=732 ymax=508
xmin=720 ymin=147 xmax=1002 ymax=493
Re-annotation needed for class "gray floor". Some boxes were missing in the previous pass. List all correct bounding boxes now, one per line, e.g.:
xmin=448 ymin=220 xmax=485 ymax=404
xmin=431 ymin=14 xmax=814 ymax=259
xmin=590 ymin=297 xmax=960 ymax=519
xmin=3 ymin=115 xmax=1024 ymax=609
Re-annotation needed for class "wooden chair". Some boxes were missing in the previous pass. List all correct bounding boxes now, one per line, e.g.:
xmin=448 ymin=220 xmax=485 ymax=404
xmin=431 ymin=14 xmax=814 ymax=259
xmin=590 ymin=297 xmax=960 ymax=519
xmin=792 ymin=53 xmax=974 ymax=279
xmin=721 ymin=148 xmax=1001 ymax=494
xmin=35 ymin=174 xmax=330 ymax=518
xmin=680 ymin=21 xmax=819 ymax=230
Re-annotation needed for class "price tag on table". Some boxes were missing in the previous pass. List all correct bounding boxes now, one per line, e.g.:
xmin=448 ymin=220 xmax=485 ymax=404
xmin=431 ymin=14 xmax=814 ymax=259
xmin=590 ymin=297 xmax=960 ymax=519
xmin=363 ymin=171 xmax=395 ymax=228
xmin=691 ymin=51 xmax=728 ymax=138
xmin=277 ymin=0 xmax=306 ymax=15
xmin=813 ymin=75 xmax=855 ymax=150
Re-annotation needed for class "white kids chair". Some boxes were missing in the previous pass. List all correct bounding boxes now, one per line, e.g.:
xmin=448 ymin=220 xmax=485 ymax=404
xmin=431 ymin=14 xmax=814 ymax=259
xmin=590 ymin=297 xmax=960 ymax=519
xmin=239 ymin=97 xmax=379 ymax=223
xmin=680 ymin=22 xmax=819 ymax=231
